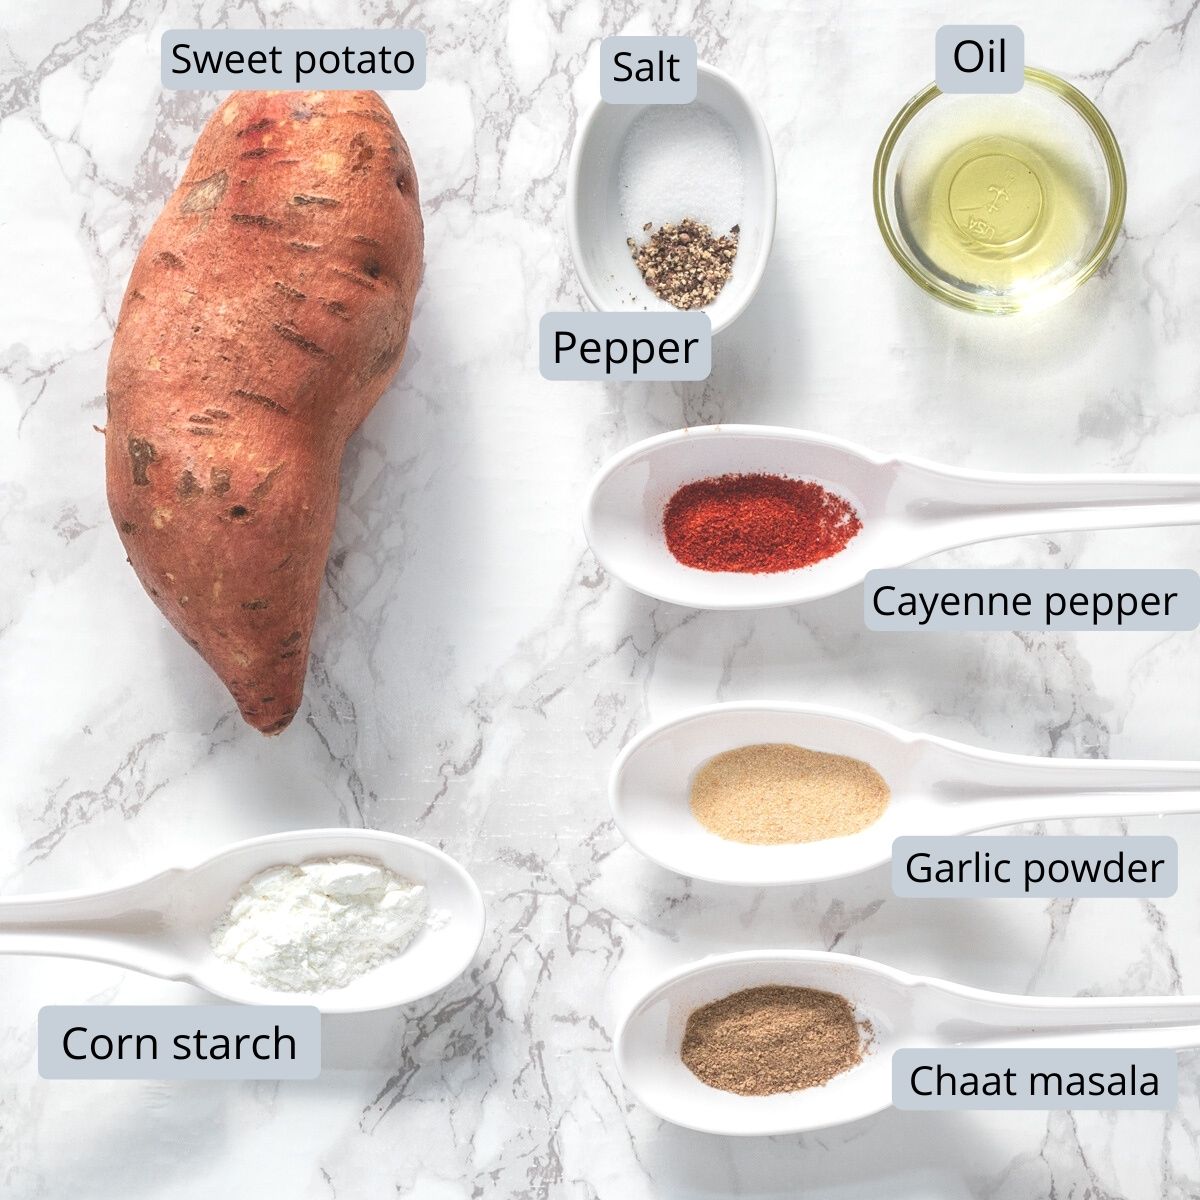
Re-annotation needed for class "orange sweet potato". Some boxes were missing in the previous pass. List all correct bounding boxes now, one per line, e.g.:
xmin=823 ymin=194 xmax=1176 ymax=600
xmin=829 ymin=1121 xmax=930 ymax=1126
xmin=105 ymin=90 xmax=422 ymax=733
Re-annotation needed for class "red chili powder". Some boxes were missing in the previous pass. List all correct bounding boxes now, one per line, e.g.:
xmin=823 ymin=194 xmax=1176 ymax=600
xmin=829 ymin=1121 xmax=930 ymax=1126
xmin=663 ymin=473 xmax=862 ymax=573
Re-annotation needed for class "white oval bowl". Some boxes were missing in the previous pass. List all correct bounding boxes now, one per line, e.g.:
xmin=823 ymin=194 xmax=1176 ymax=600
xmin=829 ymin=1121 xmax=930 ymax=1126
xmin=567 ymin=62 xmax=776 ymax=334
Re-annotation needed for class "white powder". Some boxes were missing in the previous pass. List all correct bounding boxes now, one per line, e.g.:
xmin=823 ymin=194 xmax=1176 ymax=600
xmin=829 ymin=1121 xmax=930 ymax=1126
xmin=211 ymin=857 xmax=428 ymax=993
xmin=618 ymin=104 xmax=744 ymax=242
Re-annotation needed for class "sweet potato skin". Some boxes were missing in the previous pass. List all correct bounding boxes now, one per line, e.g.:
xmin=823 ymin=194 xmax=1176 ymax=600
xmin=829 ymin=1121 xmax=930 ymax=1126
xmin=105 ymin=90 xmax=422 ymax=733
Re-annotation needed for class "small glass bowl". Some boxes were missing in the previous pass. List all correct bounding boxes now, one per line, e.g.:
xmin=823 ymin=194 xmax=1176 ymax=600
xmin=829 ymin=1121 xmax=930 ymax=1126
xmin=873 ymin=67 xmax=1126 ymax=314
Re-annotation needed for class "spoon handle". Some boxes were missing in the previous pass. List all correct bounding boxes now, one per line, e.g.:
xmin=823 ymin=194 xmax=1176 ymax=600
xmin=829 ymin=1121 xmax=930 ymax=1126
xmin=908 ymin=462 xmax=1200 ymax=543
xmin=927 ymin=984 xmax=1200 ymax=1050
xmin=0 ymin=930 xmax=181 ymax=978
xmin=0 ymin=871 xmax=185 ymax=978
xmin=0 ymin=868 xmax=178 ymax=925
xmin=926 ymin=742 xmax=1200 ymax=826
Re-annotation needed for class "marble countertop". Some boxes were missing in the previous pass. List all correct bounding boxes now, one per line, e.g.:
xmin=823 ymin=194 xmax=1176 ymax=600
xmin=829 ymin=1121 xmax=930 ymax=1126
xmin=2 ymin=0 xmax=1200 ymax=1196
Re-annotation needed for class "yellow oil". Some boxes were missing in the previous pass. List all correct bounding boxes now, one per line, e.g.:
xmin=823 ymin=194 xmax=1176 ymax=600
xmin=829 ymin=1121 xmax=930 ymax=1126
xmin=912 ymin=133 xmax=1090 ymax=294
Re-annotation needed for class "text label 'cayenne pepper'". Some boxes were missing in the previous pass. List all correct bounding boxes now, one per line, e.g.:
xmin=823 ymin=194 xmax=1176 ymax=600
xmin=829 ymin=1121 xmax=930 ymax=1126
xmin=663 ymin=473 xmax=862 ymax=573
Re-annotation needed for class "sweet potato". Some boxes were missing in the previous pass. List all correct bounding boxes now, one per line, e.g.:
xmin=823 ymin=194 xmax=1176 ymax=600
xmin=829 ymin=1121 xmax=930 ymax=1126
xmin=105 ymin=90 xmax=422 ymax=734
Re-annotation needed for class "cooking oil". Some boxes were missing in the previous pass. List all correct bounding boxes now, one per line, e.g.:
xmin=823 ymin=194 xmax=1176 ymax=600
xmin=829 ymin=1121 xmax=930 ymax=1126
xmin=909 ymin=132 xmax=1091 ymax=296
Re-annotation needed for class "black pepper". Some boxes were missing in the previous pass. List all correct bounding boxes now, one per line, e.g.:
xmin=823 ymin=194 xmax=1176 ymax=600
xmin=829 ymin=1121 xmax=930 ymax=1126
xmin=627 ymin=217 xmax=739 ymax=310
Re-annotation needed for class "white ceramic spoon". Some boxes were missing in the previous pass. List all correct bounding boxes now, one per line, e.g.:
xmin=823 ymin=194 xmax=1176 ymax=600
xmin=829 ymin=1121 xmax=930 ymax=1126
xmin=0 ymin=829 xmax=485 ymax=1014
xmin=610 ymin=703 xmax=1200 ymax=884
xmin=616 ymin=949 xmax=1200 ymax=1135
xmin=583 ymin=425 xmax=1200 ymax=608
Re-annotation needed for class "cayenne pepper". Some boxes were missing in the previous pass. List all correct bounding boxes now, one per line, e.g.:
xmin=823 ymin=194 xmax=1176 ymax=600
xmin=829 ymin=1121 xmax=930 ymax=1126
xmin=663 ymin=473 xmax=862 ymax=573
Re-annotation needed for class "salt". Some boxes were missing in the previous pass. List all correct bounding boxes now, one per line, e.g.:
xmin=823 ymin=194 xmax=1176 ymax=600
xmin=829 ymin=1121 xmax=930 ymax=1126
xmin=618 ymin=104 xmax=744 ymax=243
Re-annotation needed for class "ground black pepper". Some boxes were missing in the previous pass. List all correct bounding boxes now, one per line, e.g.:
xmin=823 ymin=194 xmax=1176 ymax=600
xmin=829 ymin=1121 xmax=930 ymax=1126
xmin=627 ymin=217 xmax=739 ymax=309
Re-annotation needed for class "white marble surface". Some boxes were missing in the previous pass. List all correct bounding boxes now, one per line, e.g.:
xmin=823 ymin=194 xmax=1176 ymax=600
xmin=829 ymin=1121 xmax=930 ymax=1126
xmin=2 ymin=0 xmax=1200 ymax=1195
